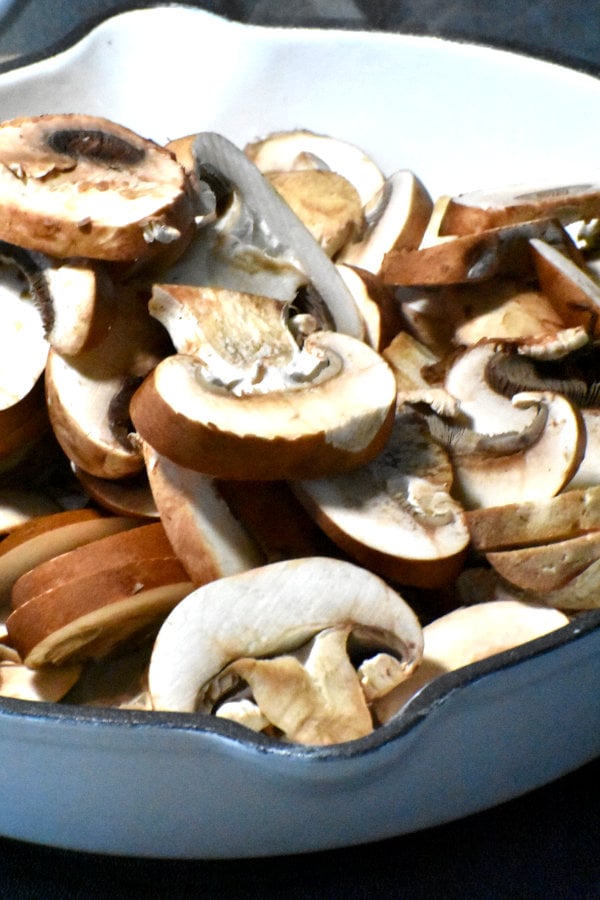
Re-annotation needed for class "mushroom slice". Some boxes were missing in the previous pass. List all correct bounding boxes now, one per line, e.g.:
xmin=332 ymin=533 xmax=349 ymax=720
xmin=439 ymin=179 xmax=600 ymax=236
xmin=486 ymin=531 xmax=600 ymax=593
xmin=220 ymin=626 xmax=374 ymax=745
xmin=373 ymin=600 xmax=569 ymax=723
xmin=466 ymin=484 xmax=600 ymax=552
xmin=191 ymin=132 xmax=363 ymax=338
xmin=0 ymin=659 xmax=82 ymax=702
xmin=244 ymin=129 xmax=385 ymax=208
xmin=73 ymin=466 xmax=158 ymax=520
xmin=45 ymin=285 xmax=172 ymax=479
xmin=381 ymin=219 xmax=576 ymax=286
xmin=530 ymin=238 xmax=600 ymax=334
xmin=567 ymin=409 xmax=600 ymax=490
xmin=0 ymin=378 xmax=49 ymax=468
xmin=142 ymin=443 xmax=264 ymax=583
xmin=148 ymin=556 xmax=423 ymax=715
xmin=130 ymin=328 xmax=396 ymax=481
xmin=339 ymin=170 xmax=433 ymax=274
xmin=0 ymin=508 xmax=140 ymax=604
xmin=6 ymin=522 xmax=193 ymax=667
xmin=266 ymin=169 xmax=364 ymax=258
xmin=444 ymin=342 xmax=538 ymax=436
xmin=293 ymin=407 xmax=470 ymax=588
xmin=0 ymin=253 xmax=48 ymax=412
xmin=0 ymin=114 xmax=194 ymax=261
xmin=430 ymin=391 xmax=584 ymax=509
xmin=335 ymin=264 xmax=404 ymax=351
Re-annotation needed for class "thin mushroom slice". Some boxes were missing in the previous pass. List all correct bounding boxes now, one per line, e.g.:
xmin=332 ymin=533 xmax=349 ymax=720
xmin=335 ymin=263 xmax=404 ymax=351
xmin=466 ymin=484 xmax=600 ymax=552
xmin=486 ymin=531 xmax=600 ymax=594
xmin=439 ymin=179 xmax=600 ymax=236
xmin=381 ymin=218 xmax=577 ymax=286
xmin=191 ymin=131 xmax=363 ymax=337
xmin=220 ymin=626 xmax=374 ymax=745
xmin=148 ymin=556 xmax=423 ymax=717
xmin=293 ymin=406 xmax=470 ymax=589
xmin=72 ymin=465 xmax=159 ymax=520
xmin=244 ymin=129 xmax=385 ymax=208
xmin=130 ymin=328 xmax=397 ymax=481
xmin=266 ymin=169 xmax=364 ymax=258
xmin=530 ymin=238 xmax=600 ymax=334
xmin=45 ymin=285 xmax=172 ymax=480
xmin=142 ymin=442 xmax=264 ymax=583
xmin=429 ymin=391 xmax=584 ymax=509
xmin=0 ymin=659 xmax=82 ymax=702
xmin=338 ymin=170 xmax=433 ymax=274
xmin=0 ymin=508 xmax=140 ymax=604
xmin=373 ymin=599 xmax=569 ymax=723
xmin=6 ymin=522 xmax=193 ymax=667
xmin=0 ymin=114 xmax=194 ymax=261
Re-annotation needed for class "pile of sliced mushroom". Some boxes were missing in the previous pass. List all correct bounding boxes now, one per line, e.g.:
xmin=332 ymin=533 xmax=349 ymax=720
xmin=0 ymin=112 xmax=599 ymax=745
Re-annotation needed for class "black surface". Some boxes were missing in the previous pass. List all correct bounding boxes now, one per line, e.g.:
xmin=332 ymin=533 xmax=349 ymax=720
xmin=0 ymin=2 xmax=599 ymax=895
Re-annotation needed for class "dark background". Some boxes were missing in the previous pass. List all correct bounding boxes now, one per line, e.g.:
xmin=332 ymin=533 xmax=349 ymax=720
xmin=0 ymin=2 xmax=599 ymax=896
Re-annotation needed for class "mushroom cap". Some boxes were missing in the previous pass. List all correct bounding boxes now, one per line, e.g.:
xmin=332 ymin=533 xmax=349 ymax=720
xmin=148 ymin=555 xmax=423 ymax=713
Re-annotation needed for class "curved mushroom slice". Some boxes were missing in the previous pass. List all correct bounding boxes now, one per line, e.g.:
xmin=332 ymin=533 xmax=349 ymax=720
xmin=439 ymin=179 xmax=600 ymax=236
xmin=73 ymin=466 xmax=159 ymax=520
xmin=429 ymin=391 xmax=584 ymax=509
xmin=0 ymin=508 xmax=140 ymax=604
xmin=0 ymin=378 xmax=49 ymax=468
xmin=0 ymin=254 xmax=49 ymax=412
xmin=6 ymin=522 xmax=193 ymax=667
xmin=0 ymin=659 xmax=82 ymax=702
xmin=567 ymin=409 xmax=600 ymax=490
xmin=266 ymin=169 xmax=364 ymax=258
xmin=148 ymin=556 xmax=423 ymax=721
xmin=142 ymin=443 xmax=264 ymax=583
xmin=0 ymin=114 xmax=194 ymax=261
xmin=486 ymin=530 xmax=600 ymax=593
xmin=373 ymin=600 xmax=569 ymax=724
xmin=190 ymin=132 xmax=364 ymax=338
xmin=444 ymin=342 xmax=538 ymax=435
xmin=381 ymin=218 xmax=576 ymax=286
xmin=339 ymin=170 xmax=433 ymax=274
xmin=130 ymin=329 xmax=396 ymax=481
xmin=244 ymin=129 xmax=385 ymax=208
xmin=293 ymin=407 xmax=470 ymax=588
xmin=335 ymin=264 xmax=404 ymax=352
xmin=530 ymin=238 xmax=600 ymax=334
xmin=45 ymin=285 xmax=172 ymax=479
xmin=466 ymin=484 xmax=600 ymax=552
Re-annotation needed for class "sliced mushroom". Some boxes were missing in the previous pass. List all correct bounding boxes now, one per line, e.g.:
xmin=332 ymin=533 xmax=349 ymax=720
xmin=6 ymin=522 xmax=193 ymax=667
xmin=0 ymin=114 xmax=194 ymax=261
xmin=373 ymin=599 xmax=569 ymax=723
xmin=530 ymin=237 xmax=600 ymax=334
xmin=266 ymin=169 xmax=364 ymax=258
xmin=244 ymin=129 xmax=385 ymax=208
xmin=439 ymin=179 xmax=600 ymax=236
xmin=0 ymin=378 xmax=49 ymax=468
xmin=335 ymin=263 xmax=404 ymax=351
xmin=486 ymin=530 xmax=600 ymax=593
xmin=429 ymin=391 xmax=584 ymax=509
xmin=219 ymin=626 xmax=374 ymax=745
xmin=148 ymin=556 xmax=423 ymax=717
xmin=338 ymin=170 xmax=433 ymax=273
xmin=190 ymin=131 xmax=364 ymax=338
xmin=381 ymin=218 xmax=577 ymax=286
xmin=130 ymin=323 xmax=397 ymax=481
xmin=45 ymin=285 xmax=172 ymax=479
xmin=0 ymin=508 xmax=140 ymax=604
xmin=142 ymin=442 xmax=264 ymax=583
xmin=466 ymin=484 xmax=600 ymax=552
xmin=293 ymin=406 xmax=470 ymax=588
xmin=0 ymin=659 xmax=82 ymax=702
xmin=72 ymin=466 xmax=159 ymax=520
